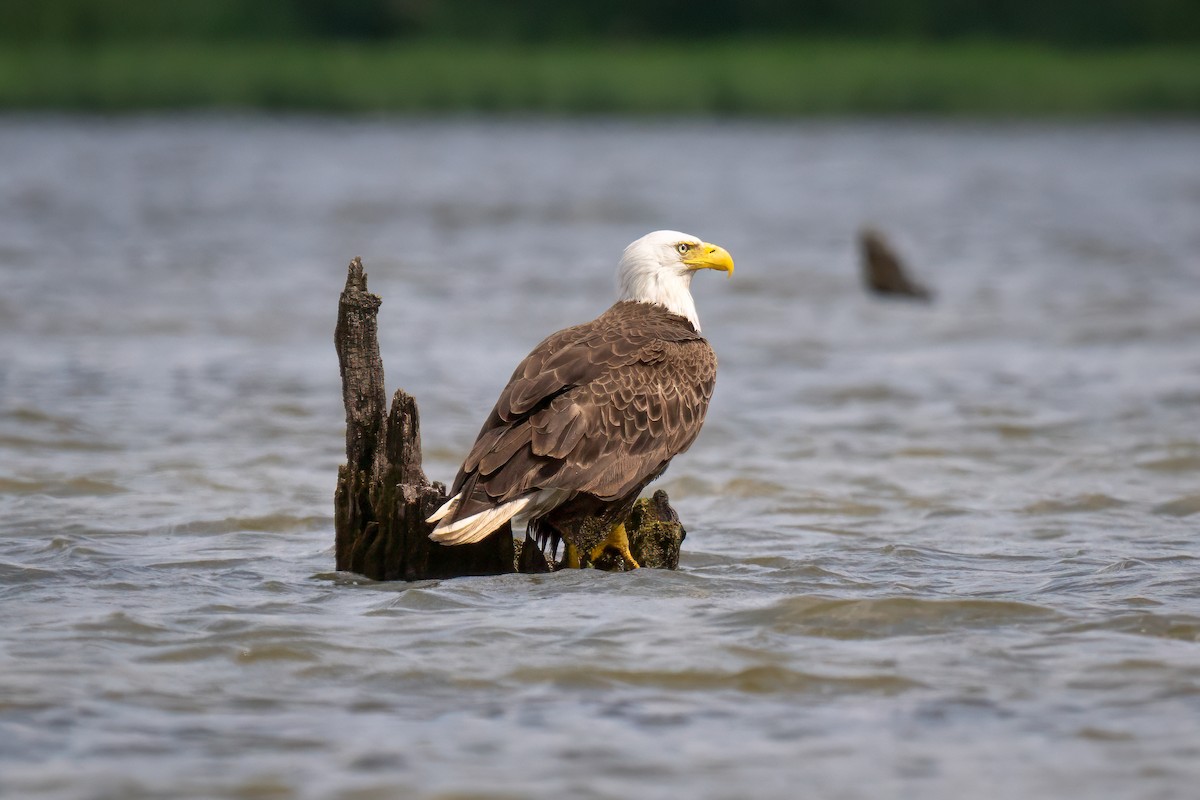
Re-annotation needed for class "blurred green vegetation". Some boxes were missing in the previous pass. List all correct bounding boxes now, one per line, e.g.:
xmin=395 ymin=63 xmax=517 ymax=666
xmin=5 ymin=0 xmax=1199 ymax=45
xmin=1 ymin=1 xmax=1198 ymax=114
xmin=4 ymin=41 xmax=1196 ymax=115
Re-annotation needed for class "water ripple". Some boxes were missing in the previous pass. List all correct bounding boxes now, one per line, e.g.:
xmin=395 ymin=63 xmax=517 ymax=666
xmin=508 ymin=664 xmax=922 ymax=695
xmin=722 ymin=595 xmax=1064 ymax=639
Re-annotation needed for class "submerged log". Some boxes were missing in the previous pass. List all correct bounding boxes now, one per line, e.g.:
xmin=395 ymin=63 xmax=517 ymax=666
xmin=333 ymin=257 xmax=685 ymax=581
xmin=859 ymin=227 xmax=933 ymax=301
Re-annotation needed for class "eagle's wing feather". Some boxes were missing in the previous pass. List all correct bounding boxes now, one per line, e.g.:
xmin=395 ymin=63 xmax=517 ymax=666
xmin=565 ymin=343 xmax=715 ymax=499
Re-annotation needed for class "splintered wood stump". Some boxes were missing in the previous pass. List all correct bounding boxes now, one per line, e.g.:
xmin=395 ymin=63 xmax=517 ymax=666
xmin=333 ymin=257 xmax=685 ymax=581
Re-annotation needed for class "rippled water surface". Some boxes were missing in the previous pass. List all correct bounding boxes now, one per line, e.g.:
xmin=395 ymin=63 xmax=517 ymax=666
xmin=2 ymin=116 xmax=1199 ymax=799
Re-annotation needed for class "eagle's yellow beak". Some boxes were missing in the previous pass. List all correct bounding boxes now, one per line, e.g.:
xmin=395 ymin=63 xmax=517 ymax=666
xmin=683 ymin=242 xmax=735 ymax=277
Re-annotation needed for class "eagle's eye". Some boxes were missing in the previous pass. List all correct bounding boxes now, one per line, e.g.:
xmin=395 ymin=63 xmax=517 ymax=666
xmin=677 ymin=242 xmax=691 ymax=254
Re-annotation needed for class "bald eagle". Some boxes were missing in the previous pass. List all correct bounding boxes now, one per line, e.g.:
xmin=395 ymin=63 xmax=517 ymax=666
xmin=428 ymin=230 xmax=733 ymax=568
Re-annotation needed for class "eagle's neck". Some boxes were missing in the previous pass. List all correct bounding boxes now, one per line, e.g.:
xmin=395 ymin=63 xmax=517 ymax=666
xmin=616 ymin=263 xmax=700 ymax=331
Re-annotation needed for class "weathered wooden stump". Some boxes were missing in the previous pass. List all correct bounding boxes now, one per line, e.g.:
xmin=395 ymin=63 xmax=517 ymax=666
xmin=333 ymin=257 xmax=685 ymax=581
xmin=859 ymin=227 xmax=933 ymax=301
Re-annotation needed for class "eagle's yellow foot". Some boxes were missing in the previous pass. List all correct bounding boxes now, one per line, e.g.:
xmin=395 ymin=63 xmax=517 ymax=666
xmin=589 ymin=522 xmax=641 ymax=569
xmin=564 ymin=542 xmax=582 ymax=569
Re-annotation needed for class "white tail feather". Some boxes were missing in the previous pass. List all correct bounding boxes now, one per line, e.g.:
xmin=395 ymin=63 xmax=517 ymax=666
xmin=426 ymin=492 xmax=461 ymax=524
xmin=428 ymin=496 xmax=533 ymax=546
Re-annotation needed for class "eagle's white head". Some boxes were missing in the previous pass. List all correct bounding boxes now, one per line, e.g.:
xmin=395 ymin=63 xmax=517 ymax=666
xmin=616 ymin=230 xmax=734 ymax=332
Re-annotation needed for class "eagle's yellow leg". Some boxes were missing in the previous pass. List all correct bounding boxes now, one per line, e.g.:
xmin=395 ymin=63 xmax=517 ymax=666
xmin=564 ymin=542 xmax=582 ymax=569
xmin=589 ymin=522 xmax=641 ymax=569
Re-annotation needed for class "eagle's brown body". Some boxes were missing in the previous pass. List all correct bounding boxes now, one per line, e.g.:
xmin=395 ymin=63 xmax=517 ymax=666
xmin=443 ymin=300 xmax=717 ymax=551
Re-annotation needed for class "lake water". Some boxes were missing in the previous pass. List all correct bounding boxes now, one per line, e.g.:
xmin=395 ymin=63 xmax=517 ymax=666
xmin=1 ymin=116 xmax=1199 ymax=799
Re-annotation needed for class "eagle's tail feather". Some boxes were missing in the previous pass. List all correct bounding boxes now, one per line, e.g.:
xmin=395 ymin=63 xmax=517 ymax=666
xmin=428 ymin=496 xmax=532 ymax=546
xmin=426 ymin=492 xmax=461 ymax=524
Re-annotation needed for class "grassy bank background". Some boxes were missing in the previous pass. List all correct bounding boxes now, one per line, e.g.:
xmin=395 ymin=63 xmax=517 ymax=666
xmin=3 ymin=40 xmax=1198 ymax=116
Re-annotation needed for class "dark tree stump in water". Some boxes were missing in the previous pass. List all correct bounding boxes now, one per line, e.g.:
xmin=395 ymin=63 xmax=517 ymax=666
xmin=859 ymin=227 xmax=933 ymax=301
xmin=333 ymin=258 xmax=511 ymax=580
xmin=333 ymin=257 xmax=686 ymax=581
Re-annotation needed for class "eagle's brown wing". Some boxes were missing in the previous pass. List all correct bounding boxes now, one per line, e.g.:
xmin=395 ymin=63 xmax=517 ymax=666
xmin=445 ymin=301 xmax=716 ymax=522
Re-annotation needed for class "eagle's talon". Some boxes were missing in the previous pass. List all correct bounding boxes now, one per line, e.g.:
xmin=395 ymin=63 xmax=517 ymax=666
xmin=589 ymin=522 xmax=640 ymax=569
